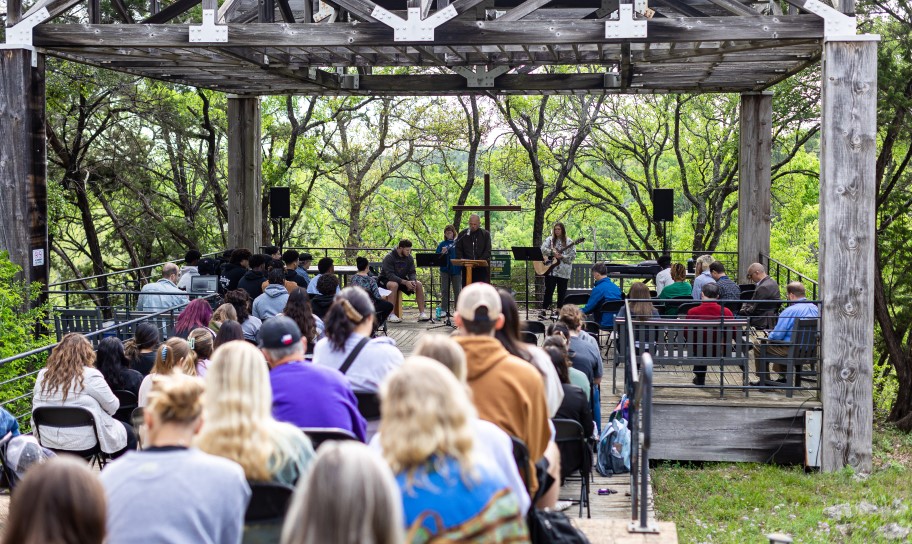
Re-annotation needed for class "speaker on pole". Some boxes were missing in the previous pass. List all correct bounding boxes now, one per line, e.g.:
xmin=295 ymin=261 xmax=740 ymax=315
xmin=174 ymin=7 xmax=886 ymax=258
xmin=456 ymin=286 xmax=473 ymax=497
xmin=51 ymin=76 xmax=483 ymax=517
xmin=652 ymin=189 xmax=674 ymax=222
xmin=269 ymin=187 xmax=291 ymax=219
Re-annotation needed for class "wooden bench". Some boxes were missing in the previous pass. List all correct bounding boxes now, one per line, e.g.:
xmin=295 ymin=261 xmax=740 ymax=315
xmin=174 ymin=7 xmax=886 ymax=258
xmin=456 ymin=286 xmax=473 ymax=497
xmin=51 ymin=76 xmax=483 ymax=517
xmin=613 ymin=317 xmax=752 ymax=397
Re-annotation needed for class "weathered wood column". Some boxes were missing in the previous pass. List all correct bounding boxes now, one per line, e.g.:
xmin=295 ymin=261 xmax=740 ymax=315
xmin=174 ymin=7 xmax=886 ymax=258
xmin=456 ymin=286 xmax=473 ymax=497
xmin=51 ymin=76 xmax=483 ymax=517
xmin=819 ymin=36 xmax=878 ymax=473
xmin=0 ymin=50 xmax=48 ymax=293
xmin=737 ymin=91 xmax=772 ymax=281
xmin=227 ymin=95 xmax=262 ymax=251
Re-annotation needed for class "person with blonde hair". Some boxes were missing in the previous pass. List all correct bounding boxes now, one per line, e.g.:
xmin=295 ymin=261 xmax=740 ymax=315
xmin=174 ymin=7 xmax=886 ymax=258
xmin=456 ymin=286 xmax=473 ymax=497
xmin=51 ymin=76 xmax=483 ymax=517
xmin=196 ymin=341 xmax=315 ymax=485
xmin=411 ymin=337 xmax=531 ymax=515
xmin=380 ymin=357 xmax=527 ymax=541
xmin=188 ymin=327 xmax=216 ymax=377
xmin=2 ymin=456 xmax=107 ymax=544
xmin=137 ymin=337 xmax=197 ymax=407
xmin=692 ymin=254 xmax=716 ymax=300
xmin=32 ymin=333 xmax=136 ymax=457
xmin=209 ymin=303 xmax=238 ymax=333
xmin=100 ymin=374 xmax=250 ymax=544
xmin=281 ymin=442 xmax=403 ymax=544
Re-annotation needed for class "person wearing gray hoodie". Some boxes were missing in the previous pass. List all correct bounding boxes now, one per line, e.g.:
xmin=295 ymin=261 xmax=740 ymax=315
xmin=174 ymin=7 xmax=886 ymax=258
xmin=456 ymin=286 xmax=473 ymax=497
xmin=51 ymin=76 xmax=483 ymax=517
xmin=253 ymin=268 xmax=290 ymax=321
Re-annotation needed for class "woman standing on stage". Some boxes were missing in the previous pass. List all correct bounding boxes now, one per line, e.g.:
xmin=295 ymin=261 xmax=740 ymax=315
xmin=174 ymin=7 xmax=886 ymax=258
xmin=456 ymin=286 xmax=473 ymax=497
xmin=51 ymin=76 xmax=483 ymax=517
xmin=540 ymin=222 xmax=576 ymax=319
xmin=436 ymin=225 xmax=462 ymax=317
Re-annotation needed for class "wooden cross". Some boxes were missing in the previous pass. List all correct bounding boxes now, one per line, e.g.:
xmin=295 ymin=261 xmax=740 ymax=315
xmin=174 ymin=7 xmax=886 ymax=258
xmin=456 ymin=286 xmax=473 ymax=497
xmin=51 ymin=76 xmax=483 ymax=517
xmin=452 ymin=173 xmax=522 ymax=231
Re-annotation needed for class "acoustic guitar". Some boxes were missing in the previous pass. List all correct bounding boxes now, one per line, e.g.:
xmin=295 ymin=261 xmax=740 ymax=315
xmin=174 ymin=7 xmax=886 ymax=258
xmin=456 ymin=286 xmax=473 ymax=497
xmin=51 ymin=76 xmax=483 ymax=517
xmin=533 ymin=237 xmax=585 ymax=276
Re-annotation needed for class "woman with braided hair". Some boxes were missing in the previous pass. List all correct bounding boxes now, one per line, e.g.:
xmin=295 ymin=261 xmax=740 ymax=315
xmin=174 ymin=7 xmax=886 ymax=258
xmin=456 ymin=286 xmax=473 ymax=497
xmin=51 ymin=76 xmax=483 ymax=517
xmin=312 ymin=287 xmax=404 ymax=394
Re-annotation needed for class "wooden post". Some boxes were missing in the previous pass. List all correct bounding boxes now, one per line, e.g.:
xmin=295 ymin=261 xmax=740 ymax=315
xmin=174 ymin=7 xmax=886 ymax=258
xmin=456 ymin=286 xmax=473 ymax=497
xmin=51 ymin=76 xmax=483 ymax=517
xmin=819 ymin=37 xmax=878 ymax=473
xmin=0 ymin=50 xmax=49 ymax=297
xmin=737 ymin=91 xmax=772 ymax=281
xmin=227 ymin=96 xmax=262 ymax=251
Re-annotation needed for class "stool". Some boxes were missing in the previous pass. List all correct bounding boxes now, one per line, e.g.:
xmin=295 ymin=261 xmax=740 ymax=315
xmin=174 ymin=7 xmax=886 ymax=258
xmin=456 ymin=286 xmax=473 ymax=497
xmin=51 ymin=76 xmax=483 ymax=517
xmin=393 ymin=290 xmax=403 ymax=318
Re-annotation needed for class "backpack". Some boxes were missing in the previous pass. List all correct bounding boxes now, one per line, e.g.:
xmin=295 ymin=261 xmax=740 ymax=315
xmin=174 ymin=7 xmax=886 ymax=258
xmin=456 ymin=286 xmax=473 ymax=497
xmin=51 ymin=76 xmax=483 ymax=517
xmin=596 ymin=417 xmax=631 ymax=476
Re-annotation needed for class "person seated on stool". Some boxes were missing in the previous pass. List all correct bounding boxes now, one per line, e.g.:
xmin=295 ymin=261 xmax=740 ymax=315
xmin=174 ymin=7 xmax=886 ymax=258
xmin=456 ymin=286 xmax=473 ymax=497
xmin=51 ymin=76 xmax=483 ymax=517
xmin=379 ymin=239 xmax=428 ymax=322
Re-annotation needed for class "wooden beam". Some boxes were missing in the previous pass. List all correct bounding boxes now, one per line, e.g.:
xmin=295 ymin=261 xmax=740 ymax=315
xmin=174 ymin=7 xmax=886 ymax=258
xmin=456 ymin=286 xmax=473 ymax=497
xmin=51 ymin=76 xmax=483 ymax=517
xmin=227 ymin=96 xmax=262 ymax=252
xmin=818 ymin=37 xmax=878 ymax=473
xmin=34 ymin=16 xmax=826 ymax=47
xmin=0 ymin=50 xmax=49 ymax=296
xmin=7 ymin=0 xmax=22 ymax=25
xmin=277 ymin=0 xmax=296 ymax=22
xmin=323 ymin=0 xmax=379 ymax=22
xmin=111 ymin=0 xmax=136 ymax=23
xmin=737 ymin=91 xmax=772 ymax=281
xmin=497 ymin=0 xmax=553 ymax=22
xmin=141 ymin=0 xmax=202 ymax=23
xmin=704 ymin=0 xmax=760 ymax=17
xmin=651 ymin=0 xmax=708 ymax=17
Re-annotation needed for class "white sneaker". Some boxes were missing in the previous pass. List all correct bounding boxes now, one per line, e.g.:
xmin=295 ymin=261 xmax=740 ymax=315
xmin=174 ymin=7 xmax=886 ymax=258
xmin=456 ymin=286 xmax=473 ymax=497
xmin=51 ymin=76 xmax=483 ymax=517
xmin=417 ymin=312 xmax=429 ymax=321
xmin=554 ymin=501 xmax=573 ymax=512
xmin=387 ymin=314 xmax=402 ymax=323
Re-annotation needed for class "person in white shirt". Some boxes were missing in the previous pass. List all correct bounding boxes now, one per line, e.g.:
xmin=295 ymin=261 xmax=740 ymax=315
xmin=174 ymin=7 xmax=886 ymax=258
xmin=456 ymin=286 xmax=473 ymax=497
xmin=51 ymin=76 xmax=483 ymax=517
xmin=654 ymin=254 xmax=673 ymax=296
xmin=313 ymin=287 xmax=404 ymax=393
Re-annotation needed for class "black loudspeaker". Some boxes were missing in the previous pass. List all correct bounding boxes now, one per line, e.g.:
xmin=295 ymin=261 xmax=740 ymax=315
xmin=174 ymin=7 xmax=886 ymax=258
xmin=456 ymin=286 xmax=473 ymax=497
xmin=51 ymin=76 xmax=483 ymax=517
xmin=270 ymin=187 xmax=291 ymax=218
xmin=652 ymin=188 xmax=674 ymax=222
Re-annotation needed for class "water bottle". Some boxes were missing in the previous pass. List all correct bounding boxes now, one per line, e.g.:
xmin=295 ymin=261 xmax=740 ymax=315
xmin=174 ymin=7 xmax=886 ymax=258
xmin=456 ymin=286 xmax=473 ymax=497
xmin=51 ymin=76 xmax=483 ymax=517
xmin=435 ymin=306 xmax=442 ymax=319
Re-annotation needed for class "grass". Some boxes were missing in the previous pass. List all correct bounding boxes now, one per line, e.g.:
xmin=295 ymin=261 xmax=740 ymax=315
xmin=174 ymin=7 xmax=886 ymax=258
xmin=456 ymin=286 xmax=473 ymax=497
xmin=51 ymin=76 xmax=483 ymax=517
xmin=652 ymin=422 xmax=912 ymax=543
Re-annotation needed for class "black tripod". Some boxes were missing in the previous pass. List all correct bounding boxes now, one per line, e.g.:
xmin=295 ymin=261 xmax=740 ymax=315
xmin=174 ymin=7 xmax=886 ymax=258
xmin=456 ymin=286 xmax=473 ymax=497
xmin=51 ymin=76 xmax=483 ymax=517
xmin=512 ymin=246 xmax=544 ymax=321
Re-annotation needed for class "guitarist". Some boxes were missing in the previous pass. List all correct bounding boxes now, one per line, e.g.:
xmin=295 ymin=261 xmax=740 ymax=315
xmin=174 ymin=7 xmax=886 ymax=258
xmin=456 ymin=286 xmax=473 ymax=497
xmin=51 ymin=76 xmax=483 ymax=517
xmin=539 ymin=222 xmax=576 ymax=319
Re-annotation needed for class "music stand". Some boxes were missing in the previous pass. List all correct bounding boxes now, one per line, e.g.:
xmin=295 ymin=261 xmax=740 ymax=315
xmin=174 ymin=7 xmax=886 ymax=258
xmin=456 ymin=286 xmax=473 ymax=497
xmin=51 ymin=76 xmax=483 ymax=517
xmin=416 ymin=253 xmax=446 ymax=326
xmin=512 ymin=246 xmax=544 ymax=320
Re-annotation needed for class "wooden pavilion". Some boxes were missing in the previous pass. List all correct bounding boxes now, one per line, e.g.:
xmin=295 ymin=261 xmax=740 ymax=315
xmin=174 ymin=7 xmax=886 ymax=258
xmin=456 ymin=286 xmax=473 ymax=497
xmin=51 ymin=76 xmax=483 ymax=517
xmin=1 ymin=0 xmax=876 ymax=472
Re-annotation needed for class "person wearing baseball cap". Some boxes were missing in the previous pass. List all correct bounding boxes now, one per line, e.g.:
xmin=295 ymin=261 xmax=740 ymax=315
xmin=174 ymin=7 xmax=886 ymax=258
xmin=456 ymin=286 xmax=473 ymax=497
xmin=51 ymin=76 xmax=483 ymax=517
xmin=453 ymin=284 xmax=551 ymax=502
xmin=259 ymin=317 xmax=366 ymax=441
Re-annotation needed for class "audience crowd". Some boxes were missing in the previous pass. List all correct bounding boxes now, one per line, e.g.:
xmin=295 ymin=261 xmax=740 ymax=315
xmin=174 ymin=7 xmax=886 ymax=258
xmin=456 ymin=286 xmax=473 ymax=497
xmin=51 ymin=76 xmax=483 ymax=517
xmin=5 ymin=245 xmax=813 ymax=543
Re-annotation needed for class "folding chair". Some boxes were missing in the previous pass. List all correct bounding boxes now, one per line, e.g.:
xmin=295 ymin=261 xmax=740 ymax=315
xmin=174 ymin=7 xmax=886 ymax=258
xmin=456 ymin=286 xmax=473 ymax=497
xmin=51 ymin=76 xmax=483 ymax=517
xmin=552 ymin=419 xmax=591 ymax=518
xmin=113 ymin=390 xmax=138 ymax=424
xmin=243 ymin=481 xmax=295 ymax=544
xmin=598 ymin=299 xmax=625 ymax=354
xmin=131 ymin=407 xmax=145 ymax=449
xmin=300 ymin=427 xmax=358 ymax=450
xmin=354 ymin=391 xmax=381 ymax=421
xmin=521 ymin=331 xmax=539 ymax=345
xmin=32 ymin=407 xmax=108 ymax=468
xmin=562 ymin=293 xmax=590 ymax=306
xmin=509 ymin=435 xmax=532 ymax=495
xmin=0 ymin=432 xmax=16 ymax=490
xmin=521 ymin=320 xmax=547 ymax=335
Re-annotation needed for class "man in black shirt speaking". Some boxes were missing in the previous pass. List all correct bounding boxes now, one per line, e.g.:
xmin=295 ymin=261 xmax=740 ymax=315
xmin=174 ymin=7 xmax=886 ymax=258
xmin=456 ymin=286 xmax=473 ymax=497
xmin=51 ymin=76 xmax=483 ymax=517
xmin=455 ymin=214 xmax=492 ymax=284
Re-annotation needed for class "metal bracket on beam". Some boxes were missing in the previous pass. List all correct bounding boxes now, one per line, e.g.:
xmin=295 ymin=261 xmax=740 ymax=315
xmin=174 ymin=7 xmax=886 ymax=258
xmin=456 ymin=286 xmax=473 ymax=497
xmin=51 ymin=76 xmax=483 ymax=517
xmin=341 ymin=73 xmax=360 ymax=89
xmin=190 ymin=9 xmax=228 ymax=42
xmin=798 ymin=0 xmax=855 ymax=38
xmin=5 ymin=7 xmax=51 ymax=47
xmin=453 ymin=65 xmax=509 ymax=87
xmin=605 ymin=4 xmax=647 ymax=39
xmin=371 ymin=4 xmax=458 ymax=41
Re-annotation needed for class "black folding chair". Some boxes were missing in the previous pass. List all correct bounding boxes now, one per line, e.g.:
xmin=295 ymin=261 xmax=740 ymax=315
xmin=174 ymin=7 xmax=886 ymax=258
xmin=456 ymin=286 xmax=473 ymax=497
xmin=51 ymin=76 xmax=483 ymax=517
xmin=676 ymin=302 xmax=702 ymax=317
xmin=32 ymin=407 xmax=108 ymax=468
xmin=354 ymin=392 xmax=381 ymax=421
xmin=598 ymin=299 xmax=625 ymax=353
xmin=510 ymin=435 xmax=532 ymax=495
xmin=130 ymin=407 xmax=144 ymax=449
xmin=0 ymin=432 xmax=16 ymax=490
xmin=562 ymin=293 xmax=590 ymax=306
xmin=521 ymin=331 xmax=539 ymax=345
xmin=113 ymin=390 xmax=138 ymax=424
xmin=552 ymin=418 xmax=591 ymax=518
xmin=300 ymin=427 xmax=358 ymax=449
xmin=245 ymin=481 xmax=295 ymax=522
xmin=521 ymin=320 xmax=547 ymax=335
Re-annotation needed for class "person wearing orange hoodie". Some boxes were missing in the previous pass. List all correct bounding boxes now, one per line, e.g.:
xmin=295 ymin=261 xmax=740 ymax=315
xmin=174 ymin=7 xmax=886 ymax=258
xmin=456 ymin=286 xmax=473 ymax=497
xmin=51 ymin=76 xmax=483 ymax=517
xmin=453 ymin=283 xmax=558 ymax=508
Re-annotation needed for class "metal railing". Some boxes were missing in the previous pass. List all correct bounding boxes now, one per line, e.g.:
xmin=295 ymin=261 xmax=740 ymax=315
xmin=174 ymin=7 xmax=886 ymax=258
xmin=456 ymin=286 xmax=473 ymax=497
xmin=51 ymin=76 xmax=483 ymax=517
xmin=624 ymin=299 xmax=658 ymax=533
xmin=0 ymin=295 xmax=213 ymax=429
xmin=46 ymin=252 xmax=220 ymax=309
xmin=759 ymin=253 xmax=819 ymax=300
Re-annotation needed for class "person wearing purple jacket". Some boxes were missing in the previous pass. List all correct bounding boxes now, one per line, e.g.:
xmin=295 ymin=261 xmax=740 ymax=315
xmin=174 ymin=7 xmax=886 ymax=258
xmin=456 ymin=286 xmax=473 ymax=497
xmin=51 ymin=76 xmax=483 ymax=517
xmin=259 ymin=316 xmax=367 ymax=442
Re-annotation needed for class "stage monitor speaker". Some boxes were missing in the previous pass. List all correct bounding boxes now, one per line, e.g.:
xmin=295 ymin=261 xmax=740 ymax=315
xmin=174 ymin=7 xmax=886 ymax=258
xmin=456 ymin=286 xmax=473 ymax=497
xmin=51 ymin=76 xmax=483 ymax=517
xmin=652 ymin=189 xmax=674 ymax=222
xmin=270 ymin=187 xmax=291 ymax=219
